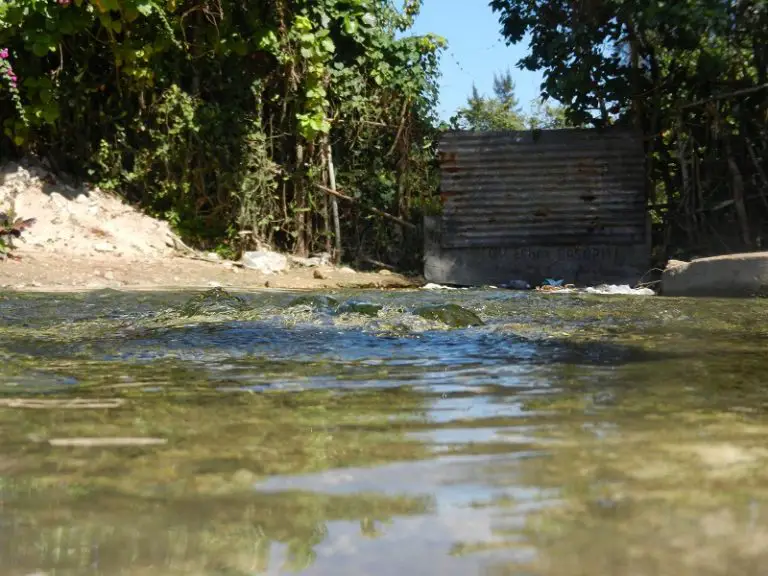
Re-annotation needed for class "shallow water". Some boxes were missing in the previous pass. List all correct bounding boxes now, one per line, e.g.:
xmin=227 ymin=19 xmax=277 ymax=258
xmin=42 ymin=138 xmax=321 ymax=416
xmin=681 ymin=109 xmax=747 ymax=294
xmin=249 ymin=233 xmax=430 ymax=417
xmin=1 ymin=288 xmax=768 ymax=575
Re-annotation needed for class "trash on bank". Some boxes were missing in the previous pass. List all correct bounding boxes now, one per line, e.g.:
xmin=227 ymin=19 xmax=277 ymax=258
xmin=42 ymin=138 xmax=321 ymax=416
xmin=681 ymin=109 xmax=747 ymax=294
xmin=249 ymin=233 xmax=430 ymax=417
xmin=585 ymin=284 xmax=655 ymax=296
xmin=534 ymin=282 xmax=655 ymax=295
xmin=422 ymin=283 xmax=465 ymax=291
xmin=536 ymin=283 xmax=576 ymax=293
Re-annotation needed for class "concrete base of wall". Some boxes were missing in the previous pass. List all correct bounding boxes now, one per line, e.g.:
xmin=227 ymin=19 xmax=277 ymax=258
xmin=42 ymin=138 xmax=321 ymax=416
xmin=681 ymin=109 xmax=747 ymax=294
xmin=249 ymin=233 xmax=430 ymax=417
xmin=661 ymin=252 xmax=768 ymax=297
xmin=423 ymin=216 xmax=650 ymax=287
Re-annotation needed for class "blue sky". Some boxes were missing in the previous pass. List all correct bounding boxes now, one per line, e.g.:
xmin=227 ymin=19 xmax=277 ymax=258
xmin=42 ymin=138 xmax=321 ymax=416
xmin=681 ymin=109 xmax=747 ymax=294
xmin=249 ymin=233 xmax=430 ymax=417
xmin=407 ymin=0 xmax=545 ymax=121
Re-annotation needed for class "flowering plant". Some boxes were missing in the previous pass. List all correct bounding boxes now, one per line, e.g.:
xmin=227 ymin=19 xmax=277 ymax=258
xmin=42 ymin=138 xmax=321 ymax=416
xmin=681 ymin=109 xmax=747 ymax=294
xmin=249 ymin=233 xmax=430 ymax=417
xmin=0 ymin=48 xmax=26 ymax=124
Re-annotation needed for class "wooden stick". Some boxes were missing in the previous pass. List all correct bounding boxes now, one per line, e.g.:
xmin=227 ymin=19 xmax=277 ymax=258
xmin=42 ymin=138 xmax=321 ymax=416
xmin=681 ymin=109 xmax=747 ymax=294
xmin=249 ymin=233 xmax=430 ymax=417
xmin=324 ymin=142 xmax=343 ymax=263
xmin=315 ymin=184 xmax=417 ymax=230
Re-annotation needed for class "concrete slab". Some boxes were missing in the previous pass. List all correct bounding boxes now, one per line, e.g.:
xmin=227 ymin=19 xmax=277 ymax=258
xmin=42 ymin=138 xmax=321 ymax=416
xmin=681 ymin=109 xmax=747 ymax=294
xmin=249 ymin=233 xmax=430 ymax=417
xmin=661 ymin=252 xmax=768 ymax=297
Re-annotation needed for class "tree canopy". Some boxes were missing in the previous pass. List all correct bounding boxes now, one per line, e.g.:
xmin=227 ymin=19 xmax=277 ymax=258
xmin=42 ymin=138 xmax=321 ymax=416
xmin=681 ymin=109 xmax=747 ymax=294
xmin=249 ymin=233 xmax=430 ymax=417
xmin=451 ymin=70 xmax=525 ymax=130
xmin=490 ymin=0 xmax=768 ymax=258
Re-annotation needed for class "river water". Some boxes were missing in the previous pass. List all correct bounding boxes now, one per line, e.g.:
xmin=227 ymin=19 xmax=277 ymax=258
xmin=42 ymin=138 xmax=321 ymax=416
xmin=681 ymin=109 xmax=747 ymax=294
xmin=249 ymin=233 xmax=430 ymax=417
xmin=1 ymin=287 xmax=767 ymax=575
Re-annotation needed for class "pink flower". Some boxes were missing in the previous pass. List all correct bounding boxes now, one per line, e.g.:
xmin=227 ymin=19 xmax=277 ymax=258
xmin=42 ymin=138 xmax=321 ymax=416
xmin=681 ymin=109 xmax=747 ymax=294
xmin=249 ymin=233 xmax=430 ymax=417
xmin=0 ymin=49 xmax=8 ymax=60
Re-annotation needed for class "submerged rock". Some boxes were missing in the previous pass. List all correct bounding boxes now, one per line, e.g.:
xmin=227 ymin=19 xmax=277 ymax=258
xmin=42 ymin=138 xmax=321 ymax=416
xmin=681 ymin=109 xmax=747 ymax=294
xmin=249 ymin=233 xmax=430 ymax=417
xmin=178 ymin=288 xmax=249 ymax=317
xmin=413 ymin=304 xmax=484 ymax=327
xmin=336 ymin=300 xmax=383 ymax=317
xmin=287 ymin=295 xmax=339 ymax=311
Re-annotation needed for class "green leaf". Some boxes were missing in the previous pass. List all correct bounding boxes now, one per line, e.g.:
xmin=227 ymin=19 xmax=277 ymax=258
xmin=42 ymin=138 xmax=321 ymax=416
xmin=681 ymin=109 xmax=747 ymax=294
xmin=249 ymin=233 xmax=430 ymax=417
xmin=343 ymin=17 xmax=359 ymax=35
xmin=31 ymin=43 xmax=49 ymax=57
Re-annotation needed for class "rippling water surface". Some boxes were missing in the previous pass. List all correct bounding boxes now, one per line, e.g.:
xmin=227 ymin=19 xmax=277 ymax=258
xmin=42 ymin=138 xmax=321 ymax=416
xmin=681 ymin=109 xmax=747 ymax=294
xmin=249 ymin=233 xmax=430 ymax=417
xmin=1 ymin=287 xmax=768 ymax=575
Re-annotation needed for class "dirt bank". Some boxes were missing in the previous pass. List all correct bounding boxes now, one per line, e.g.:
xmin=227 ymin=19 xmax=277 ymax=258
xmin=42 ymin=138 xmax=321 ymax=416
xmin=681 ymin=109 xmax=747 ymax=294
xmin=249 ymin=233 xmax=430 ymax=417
xmin=0 ymin=159 xmax=417 ymax=292
xmin=0 ymin=251 xmax=417 ymax=291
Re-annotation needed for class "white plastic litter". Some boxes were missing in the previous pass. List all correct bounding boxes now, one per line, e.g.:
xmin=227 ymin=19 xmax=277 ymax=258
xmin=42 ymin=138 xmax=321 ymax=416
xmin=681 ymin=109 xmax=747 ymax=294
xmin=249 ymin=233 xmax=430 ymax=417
xmin=422 ymin=283 xmax=460 ymax=290
xmin=585 ymin=284 xmax=655 ymax=296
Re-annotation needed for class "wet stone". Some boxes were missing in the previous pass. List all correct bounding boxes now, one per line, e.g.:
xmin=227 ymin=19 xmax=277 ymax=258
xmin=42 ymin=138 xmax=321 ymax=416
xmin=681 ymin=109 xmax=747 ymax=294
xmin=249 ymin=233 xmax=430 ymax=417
xmin=413 ymin=303 xmax=484 ymax=327
xmin=336 ymin=300 xmax=384 ymax=317
xmin=178 ymin=287 xmax=250 ymax=317
xmin=287 ymin=295 xmax=339 ymax=311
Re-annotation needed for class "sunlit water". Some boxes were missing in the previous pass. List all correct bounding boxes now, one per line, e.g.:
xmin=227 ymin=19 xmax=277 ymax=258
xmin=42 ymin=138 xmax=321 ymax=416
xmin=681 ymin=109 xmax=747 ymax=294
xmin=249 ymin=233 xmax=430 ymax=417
xmin=1 ymin=288 xmax=768 ymax=575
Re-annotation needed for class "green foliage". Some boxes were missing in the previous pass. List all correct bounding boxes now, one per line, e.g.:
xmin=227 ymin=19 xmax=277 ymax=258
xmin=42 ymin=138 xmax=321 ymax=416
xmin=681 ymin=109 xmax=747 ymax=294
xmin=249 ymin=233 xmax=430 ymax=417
xmin=450 ymin=70 xmax=526 ymax=130
xmin=0 ymin=0 xmax=446 ymax=263
xmin=525 ymin=99 xmax=572 ymax=130
xmin=490 ymin=0 xmax=768 ymax=257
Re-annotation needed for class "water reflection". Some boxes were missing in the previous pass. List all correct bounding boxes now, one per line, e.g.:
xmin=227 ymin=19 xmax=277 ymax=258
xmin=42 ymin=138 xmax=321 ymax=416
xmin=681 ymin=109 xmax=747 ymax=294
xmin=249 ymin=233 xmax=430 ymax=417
xmin=0 ymin=289 xmax=767 ymax=574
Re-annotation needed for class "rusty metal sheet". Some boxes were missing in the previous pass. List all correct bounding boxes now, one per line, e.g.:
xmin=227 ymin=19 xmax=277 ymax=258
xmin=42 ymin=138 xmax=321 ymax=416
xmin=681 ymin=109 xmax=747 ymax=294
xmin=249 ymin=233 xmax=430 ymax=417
xmin=425 ymin=128 xmax=649 ymax=286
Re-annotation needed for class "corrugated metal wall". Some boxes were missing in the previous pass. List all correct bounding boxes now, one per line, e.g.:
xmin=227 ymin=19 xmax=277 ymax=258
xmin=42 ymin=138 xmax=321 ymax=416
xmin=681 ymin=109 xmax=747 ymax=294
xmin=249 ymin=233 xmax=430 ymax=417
xmin=426 ymin=128 xmax=649 ymax=286
xmin=438 ymin=129 xmax=645 ymax=248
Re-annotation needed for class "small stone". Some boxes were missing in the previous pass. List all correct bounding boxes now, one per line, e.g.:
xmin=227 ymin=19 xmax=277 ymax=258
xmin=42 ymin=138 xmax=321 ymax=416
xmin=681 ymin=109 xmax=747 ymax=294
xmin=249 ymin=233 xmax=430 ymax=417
xmin=339 ymin=266 xmax=356 ymax=274
xmin=93 ymin=242 xmax=116 ymax=253
xmin=207 ymin=281 xmax=222 ymax=288
xmin=31 ymin=281 xmax=42 ymax=287
xmin=378 ymin=269 xmax=392 ymax=276
xmin=93 ymin=270 xmax=101 ymax=277
xmin=313 ymin=269 xmax=326 ymax=280
xmin=104 ymin=271 xmax=115 ymax=280
xmin=264 ymin=280 xmax=271 ymax=288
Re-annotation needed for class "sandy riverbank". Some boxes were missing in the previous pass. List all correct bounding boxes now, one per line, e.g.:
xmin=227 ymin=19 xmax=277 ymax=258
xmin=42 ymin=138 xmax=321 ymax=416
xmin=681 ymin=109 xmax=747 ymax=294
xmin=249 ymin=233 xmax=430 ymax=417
xmin=0 ymin=251 xmax=417 ymax=292
xmin=0 ymin=159 xmax=418 ymax=292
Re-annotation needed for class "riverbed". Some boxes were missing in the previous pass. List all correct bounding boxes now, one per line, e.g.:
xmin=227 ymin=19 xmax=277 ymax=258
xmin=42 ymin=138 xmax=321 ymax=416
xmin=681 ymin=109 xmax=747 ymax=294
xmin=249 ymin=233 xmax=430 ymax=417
xmin=1 ymin=288 xmax=767 ymax=575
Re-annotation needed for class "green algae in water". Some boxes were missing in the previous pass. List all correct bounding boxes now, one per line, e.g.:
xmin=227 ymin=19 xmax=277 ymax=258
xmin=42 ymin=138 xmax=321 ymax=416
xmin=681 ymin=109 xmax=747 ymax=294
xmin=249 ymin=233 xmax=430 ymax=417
xmin=287 ymin=294 xmax=339 ymax=311
xmin=336 ymin=300 xmax=384 ymax=317
xmin=413 ymin=303 xmax=484 ymax=327
xmin=177 ymin=287 xmax=250 ymax=317
xmin=1 ymin=290 xmax=768 ymax=575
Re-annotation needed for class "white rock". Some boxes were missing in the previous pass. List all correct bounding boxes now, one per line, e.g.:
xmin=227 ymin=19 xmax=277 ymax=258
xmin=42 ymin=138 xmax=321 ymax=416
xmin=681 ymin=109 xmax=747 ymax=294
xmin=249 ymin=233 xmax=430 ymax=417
xmin=93 ymin=242 xmax=116 ymax=252
xmin=240 ymin=250 xmax=289 ymax=274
